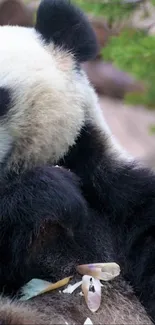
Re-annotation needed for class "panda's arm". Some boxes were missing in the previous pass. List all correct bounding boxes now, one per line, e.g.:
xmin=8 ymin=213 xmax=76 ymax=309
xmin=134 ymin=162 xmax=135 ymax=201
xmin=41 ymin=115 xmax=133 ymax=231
xmin=62 ymin=124 xmax=155 ymax=320
xmin=62 ymin=124 xmax=155 ymax=217
xmin=0 ymin=166 xmax=87 ymax=293
xmin=94 ymin=163 xmax=155 ymax=321
xmin=85 ymin=161 xmax=155 ymax=321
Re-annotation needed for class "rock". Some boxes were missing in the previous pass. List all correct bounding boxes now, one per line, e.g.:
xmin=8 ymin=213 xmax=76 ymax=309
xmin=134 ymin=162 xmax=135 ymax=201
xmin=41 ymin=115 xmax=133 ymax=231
xmin=88 ymin=15 xmax=112 ymax=53
xmin=129 ymin=1 xmax=155 ymax=31
xmin=82 ymin=60 xmax=145 ymax=99
xmin=27 ymin=0 xmax=40 ymax=19
xmin=99 ymin=96 xmax=155 ymax=160
xmin=148 ymin=24 xmax=155 ymax=35
xmin=113 ymin=0 xmax=155 ymax=32
xmin=0 ymin=0 xmax=35 ymax=27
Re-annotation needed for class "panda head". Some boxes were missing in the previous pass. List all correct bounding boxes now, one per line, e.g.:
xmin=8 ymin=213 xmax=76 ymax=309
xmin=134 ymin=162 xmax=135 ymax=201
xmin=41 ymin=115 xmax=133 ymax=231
xmin=0 ymin=0 xmax=100 ymax=171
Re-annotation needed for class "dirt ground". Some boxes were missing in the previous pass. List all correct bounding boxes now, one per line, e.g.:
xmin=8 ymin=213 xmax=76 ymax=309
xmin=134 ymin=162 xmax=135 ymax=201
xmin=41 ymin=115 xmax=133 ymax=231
xmin=99 ymin=97 xmax=155 ymax=165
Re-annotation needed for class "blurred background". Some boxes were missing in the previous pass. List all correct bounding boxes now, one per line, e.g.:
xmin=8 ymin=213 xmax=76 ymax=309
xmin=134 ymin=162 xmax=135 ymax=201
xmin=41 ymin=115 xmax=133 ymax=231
xmin=1 ymin=0 xmax=155 ymax=165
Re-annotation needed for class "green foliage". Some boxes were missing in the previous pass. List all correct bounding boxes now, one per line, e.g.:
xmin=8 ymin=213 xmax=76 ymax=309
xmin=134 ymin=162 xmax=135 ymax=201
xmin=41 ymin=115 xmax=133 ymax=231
xmin=149 ymin=124 xmax=155 ymax=134
xmin=102 ymin=29 xmax=155 ymax=108
xmin=72 ymin=1 xmax=155 ymax=110
xmin=73 ymin=0 xmax=135 ymax=25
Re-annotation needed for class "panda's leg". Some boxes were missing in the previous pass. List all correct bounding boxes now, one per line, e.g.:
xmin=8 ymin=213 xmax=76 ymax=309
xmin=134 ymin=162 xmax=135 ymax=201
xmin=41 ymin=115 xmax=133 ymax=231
xmin=0 ymin=166 xmax=88 ymax=293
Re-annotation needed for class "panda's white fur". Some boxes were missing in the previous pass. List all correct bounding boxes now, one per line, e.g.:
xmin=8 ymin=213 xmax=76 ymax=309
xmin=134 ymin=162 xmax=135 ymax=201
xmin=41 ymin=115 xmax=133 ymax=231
xmin=0 ymin=26 xmax=84 ymax=168
xmin=0 ymin=25 xmax=130 ymax=171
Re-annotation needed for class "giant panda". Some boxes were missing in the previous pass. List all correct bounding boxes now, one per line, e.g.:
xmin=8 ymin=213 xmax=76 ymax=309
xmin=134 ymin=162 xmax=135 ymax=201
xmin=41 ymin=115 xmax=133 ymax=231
xmin=0 ymin=0 xmax=155 ymax=324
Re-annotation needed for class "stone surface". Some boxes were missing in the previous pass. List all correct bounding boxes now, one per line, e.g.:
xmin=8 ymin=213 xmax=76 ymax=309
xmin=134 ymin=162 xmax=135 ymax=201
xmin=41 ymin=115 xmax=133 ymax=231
xmin=82 ymin=61 xmax=145 ymax=98
xmin=0 ymin=0 xmax=34 ymax=27
xmin=99 ymin=97 xmax=155 ymax=164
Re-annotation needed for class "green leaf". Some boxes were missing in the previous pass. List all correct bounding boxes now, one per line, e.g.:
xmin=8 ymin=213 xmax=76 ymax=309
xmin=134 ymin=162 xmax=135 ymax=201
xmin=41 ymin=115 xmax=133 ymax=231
xmin=102 ymin=30 xmax=155 ymax=108
xmin=149 ymin=125 xmax=155 ymax=134
xmin=72 ymin=0 xmax=135 ymax=23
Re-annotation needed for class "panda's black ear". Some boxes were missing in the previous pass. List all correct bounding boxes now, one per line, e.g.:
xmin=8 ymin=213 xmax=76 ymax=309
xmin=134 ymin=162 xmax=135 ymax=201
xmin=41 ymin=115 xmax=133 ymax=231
xmin=35 ymin=0 xmax=99 ymax=62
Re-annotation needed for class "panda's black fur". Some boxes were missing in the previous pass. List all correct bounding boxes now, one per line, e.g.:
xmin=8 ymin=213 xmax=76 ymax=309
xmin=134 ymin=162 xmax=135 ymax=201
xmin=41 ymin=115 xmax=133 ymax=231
xmin=36 ymin=0 xmax=99 ymax=62
xmin=0 ymin=0 xmax=155 ymax=324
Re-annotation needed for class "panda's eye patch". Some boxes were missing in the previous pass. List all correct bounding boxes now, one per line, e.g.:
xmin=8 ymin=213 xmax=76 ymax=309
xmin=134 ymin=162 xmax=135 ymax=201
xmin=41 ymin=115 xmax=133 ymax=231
xmin=0 ymin=87 xmax=11 ymax=117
